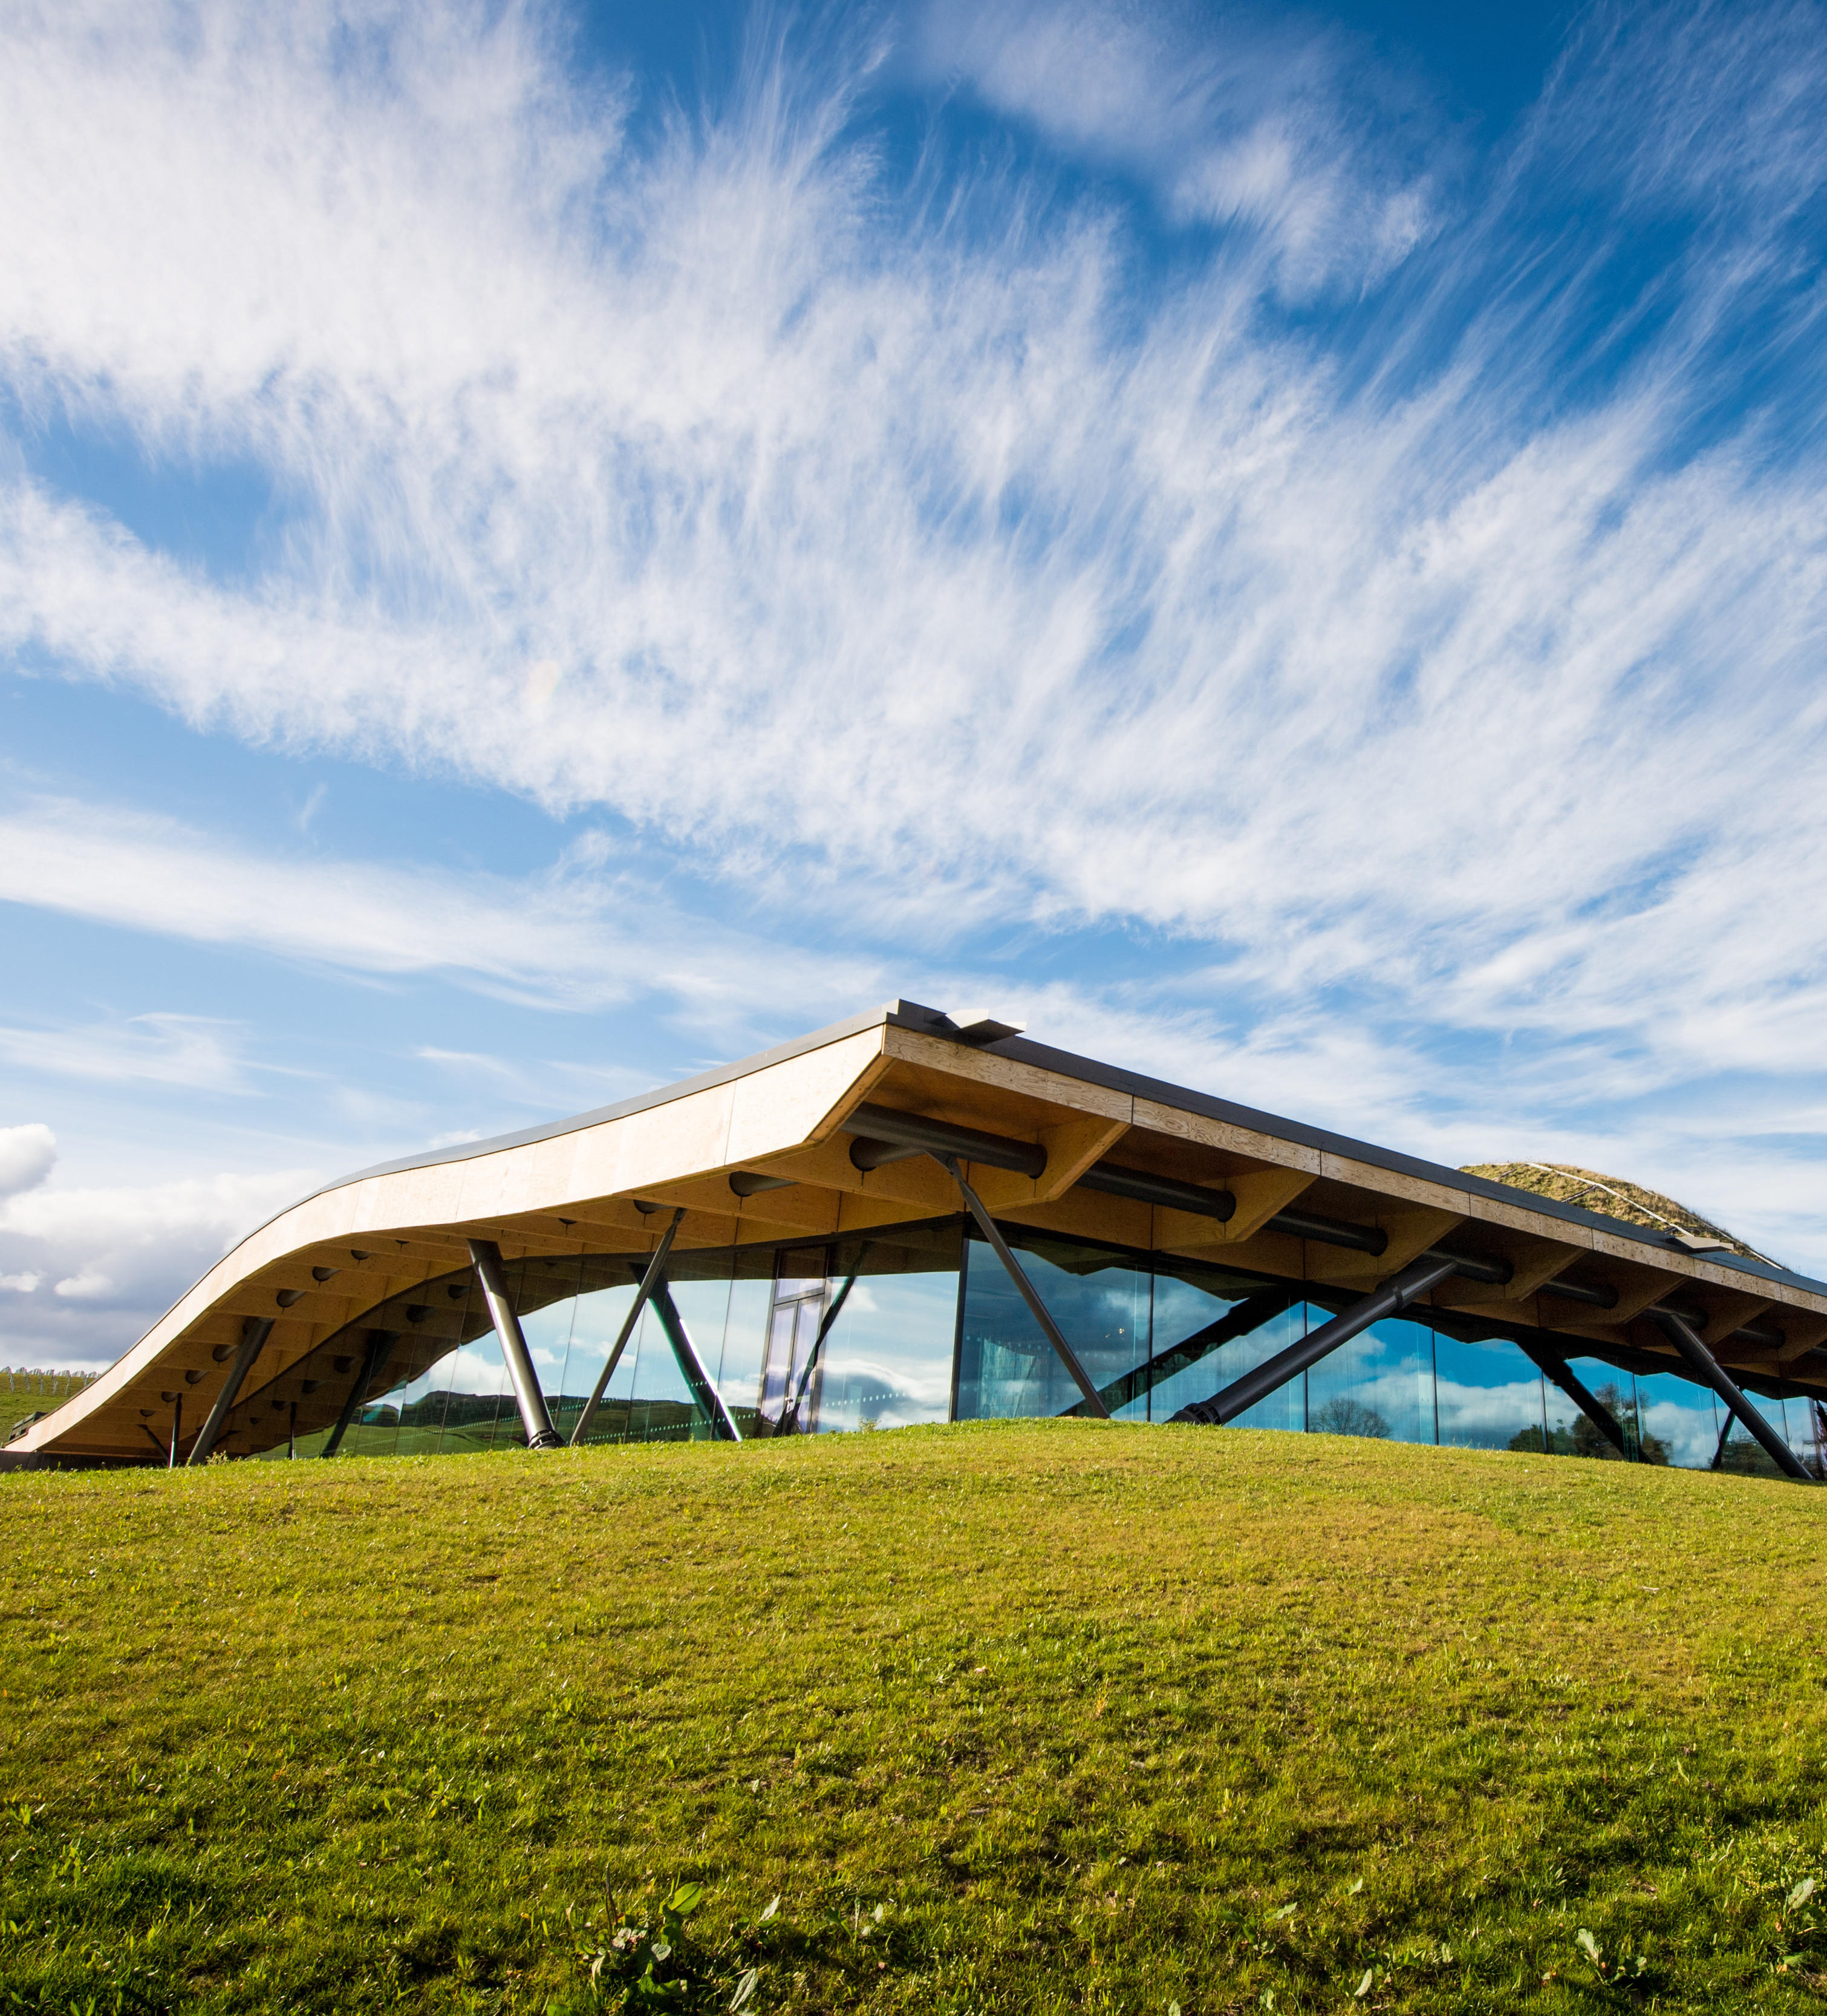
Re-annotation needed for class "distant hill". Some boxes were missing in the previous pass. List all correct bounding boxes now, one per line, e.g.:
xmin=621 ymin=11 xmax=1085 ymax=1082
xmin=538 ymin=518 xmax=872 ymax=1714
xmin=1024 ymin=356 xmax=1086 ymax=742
xmin=1461 ymin=1161 xmax=1779 ymax=1267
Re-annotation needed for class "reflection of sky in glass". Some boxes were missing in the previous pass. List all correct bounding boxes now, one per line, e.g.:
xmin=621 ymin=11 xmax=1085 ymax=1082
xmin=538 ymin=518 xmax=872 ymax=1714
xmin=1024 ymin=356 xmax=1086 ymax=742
xmin=957 ymin=1236 xmax=1148 ymax=1421
xmin=1433 ymin=1335 xmax=1543 ymax=1449
xmin=1308 ymin=1318 xmax=1432 ymax=1443
xmin=1146 ymin=1276 xmax=1298 ymax=1426
xmin=518 ymin=1269 xmax=581 ymax=1388
xmin=565 ymin=1279 xmax=642 ymax=1405
xmin=715 ymin=1277 xmax=774 ymax=1417
xmin=816 ymin=1271 xmax=957 ymax=1430
xmin=1634 ymin=1371 xmax=1721 ymax=1469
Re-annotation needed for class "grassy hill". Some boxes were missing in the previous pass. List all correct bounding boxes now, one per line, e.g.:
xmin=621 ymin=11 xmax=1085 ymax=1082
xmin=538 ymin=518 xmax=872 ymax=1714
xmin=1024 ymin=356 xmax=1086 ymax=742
xmin=3 ymin=1421 xmax=1826 ymax=2013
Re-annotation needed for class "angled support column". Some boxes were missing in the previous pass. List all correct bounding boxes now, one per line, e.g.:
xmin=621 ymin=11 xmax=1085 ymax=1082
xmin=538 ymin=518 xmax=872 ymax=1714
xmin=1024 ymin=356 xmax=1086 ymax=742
xmin=1173 ymin=1254 xmax=1457 ymax=1427
xmin=570 ymin=1209 xmax=685 ymax=1447
xmin=468 ymin=1238 xmax=562 ymax=1451
xmin=1651 ymin=1307 xmax=1813 ymax=1483
xmin=321 ymin=1330 xmax=396 ymax=1458
xmin=936 ymin=1152 xmax=1111 ymax=1420
xmin=649 ymin=1282 xmax=742 ymax=1441
xmin=1516 ymin=1340 xmax=1633 ymax=1461
xmin=778 ymin=1258 xmax=866 ymax=1438
xmin=168 ymin=1394 xmax=182 ymax=1469
xmin=187 ymin=1317 xmax=273 ymax=1466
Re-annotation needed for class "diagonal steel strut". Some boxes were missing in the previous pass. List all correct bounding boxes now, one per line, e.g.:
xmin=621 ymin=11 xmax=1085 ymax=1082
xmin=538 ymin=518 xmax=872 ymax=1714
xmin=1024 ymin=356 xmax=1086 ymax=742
xmin=1172 ymin=1255 xmax=1457 ymax=1427
xmin=649 ymin=1282 xmax=742 ymax=1441
xmin=569 ymin=1207 xmax=685 ymax=1447
xmin=1651 ymin=1306 xmax=1813 ymax=1483
xmin=1516 ymin=1340 xmax=1634 ymax=1460
xmin=469 ymin=1238 xmax=563 ymax=1451
xmin=187 ymin=1316 xmax=273 ymax=1466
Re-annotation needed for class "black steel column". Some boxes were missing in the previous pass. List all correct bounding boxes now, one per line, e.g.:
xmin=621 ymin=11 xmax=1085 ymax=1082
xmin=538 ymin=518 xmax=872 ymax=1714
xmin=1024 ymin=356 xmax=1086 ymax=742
xmin=468 ymin=1239 xmax=562 ymax=1451
xmin=187 ymin=1317 xmax=273 ymax=1466
xmin=1650 ymin=1308 xmax=1813 ymax=1483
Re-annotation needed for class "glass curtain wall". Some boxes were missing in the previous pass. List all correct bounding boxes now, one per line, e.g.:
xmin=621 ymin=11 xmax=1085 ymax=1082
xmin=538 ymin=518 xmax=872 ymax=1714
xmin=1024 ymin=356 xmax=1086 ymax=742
xmin=276 ymin=1215 xmax=1811 ymax=1472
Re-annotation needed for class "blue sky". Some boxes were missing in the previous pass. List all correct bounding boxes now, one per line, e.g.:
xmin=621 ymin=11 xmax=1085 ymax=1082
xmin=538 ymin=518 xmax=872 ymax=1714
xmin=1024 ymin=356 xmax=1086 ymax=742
xmin=3 ymin=0 xmax=1826 ymax=1368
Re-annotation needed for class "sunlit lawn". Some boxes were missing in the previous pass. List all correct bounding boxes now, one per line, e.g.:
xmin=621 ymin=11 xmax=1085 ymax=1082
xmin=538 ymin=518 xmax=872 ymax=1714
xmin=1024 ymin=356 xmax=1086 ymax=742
xmin=4 ymin=1419 xmax=1826 ymax=2012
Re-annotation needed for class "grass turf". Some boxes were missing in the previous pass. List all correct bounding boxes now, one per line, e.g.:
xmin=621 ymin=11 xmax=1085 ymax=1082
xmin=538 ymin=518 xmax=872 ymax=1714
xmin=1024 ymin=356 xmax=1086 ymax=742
xmin=3 ymin=1420 xmax=1826 ymax=2013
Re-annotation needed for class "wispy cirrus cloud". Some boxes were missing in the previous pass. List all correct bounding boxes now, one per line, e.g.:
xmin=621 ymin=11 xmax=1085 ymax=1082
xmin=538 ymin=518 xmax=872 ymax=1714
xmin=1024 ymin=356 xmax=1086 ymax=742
xmin=0 ymin=794 xmax=888 ymax=1036
xmin=911 ymin=0 xmax=1444 ymax=290
xmin=0 ymin=1014 xmax=256 ymax=1092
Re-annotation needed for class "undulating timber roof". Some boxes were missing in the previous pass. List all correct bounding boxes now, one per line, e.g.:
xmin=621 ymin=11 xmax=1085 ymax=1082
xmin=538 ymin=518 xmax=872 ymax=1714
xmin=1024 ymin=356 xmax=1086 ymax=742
xmin=8 ymin=998 xmax=1827 ymax=1465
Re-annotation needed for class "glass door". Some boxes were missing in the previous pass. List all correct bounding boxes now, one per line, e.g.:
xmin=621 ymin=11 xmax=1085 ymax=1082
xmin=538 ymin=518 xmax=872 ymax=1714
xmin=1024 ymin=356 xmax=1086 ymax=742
xmin=756 ymin=1248 xmax=831 ymax=1435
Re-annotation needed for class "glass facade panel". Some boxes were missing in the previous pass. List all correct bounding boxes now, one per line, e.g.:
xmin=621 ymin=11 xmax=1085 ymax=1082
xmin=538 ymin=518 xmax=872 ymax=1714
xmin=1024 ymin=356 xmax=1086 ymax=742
xmin=625 ymin=1288 xmax=704 ymax=1444
xmin=389 ymin=1331 xmax=463 ymax=1456
xmin=518 ymin=1253 xmax=585 ymax=1430
xmin=1433 ymin=1333 xmax=1545 ymax=1449
xmin=1545 ymin=1357 xmax=1647 ymax=1461
xmin=556 ymin=1261 xmax=642 ymax=1446
xmin=437 ymin=1319 xmax=519 ymax=1453
xmin=757 ymin=1248 xmax=829 ymax=1435
xmin=954 ymin=1230 xmax=1148 ymax=1421
xmin=1714 ymin=1417 xmax=1785 ymax=1478
xmin=1307 ymin=1314 xmax=1433 ymax=1444
xmin=1145 ymin=1271 xmax=1298 ymax=1427
xmin=1633 ymin=1369 xmax=1722 ymax=1469
xmin=1774 ymin=1395 xmax=1814 ymax=1475
xmin=715 ymin=1260 xmax=777 ymax=1440
xmin=669 ymin=1269 xmax=742 ymax=1441
xmin=805 ymin=1224 xmax=962 ymax=1433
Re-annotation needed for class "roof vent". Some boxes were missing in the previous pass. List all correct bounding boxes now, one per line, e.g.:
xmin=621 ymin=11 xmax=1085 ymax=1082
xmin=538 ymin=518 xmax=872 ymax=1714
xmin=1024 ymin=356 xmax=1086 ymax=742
xmin=950 ymin=1011 xmax=1025 ymax=1046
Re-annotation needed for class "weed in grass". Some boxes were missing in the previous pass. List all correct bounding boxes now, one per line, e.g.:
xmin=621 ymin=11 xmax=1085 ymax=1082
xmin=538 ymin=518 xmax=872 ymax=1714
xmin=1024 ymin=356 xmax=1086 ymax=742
xmin=3 ymin=1420 xmax=1827 ymax=2010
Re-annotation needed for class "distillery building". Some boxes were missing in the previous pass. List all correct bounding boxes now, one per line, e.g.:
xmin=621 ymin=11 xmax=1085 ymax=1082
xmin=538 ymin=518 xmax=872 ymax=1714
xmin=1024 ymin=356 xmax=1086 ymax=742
xmin=7 ymin=1001 xmax=1825 ymax=1480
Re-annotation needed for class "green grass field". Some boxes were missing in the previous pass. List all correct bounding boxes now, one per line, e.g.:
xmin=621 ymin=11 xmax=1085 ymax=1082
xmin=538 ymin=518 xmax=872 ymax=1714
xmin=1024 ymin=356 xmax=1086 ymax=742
xmin=4 ymin=1420 xmax=1826 ymax=2014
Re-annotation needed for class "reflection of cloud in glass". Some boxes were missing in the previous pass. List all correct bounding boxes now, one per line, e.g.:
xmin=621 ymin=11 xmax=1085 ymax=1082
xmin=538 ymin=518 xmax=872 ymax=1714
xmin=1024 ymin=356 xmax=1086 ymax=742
xmin=1435 ymin=1377 xmax=1543 ymax=1448
xmin=819 ymin=1351 xmax=953 ymax=1409
xmin=1639 ymin=1398 xmax=1720 ymax=1469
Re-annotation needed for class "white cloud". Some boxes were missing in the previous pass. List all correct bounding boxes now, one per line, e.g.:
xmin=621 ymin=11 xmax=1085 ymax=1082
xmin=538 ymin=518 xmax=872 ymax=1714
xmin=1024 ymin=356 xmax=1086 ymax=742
xmin=0 ymin=0 xmax=1819 ymax=1085
xmin=52 ymin=1270 xmax=112 ymax=1299
xmin=913 ymin=0 xmax=1441 ymax=290
xmin=0 ymin=1123 xmax=56 ymax=1198
xmin=0 ymin=794 xmax=887 ymax=1030
xmin=0 ymin=1164 xmax=316 ymax=1368
xmin=0 ymin=1271 xmax=42 ymax=1293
